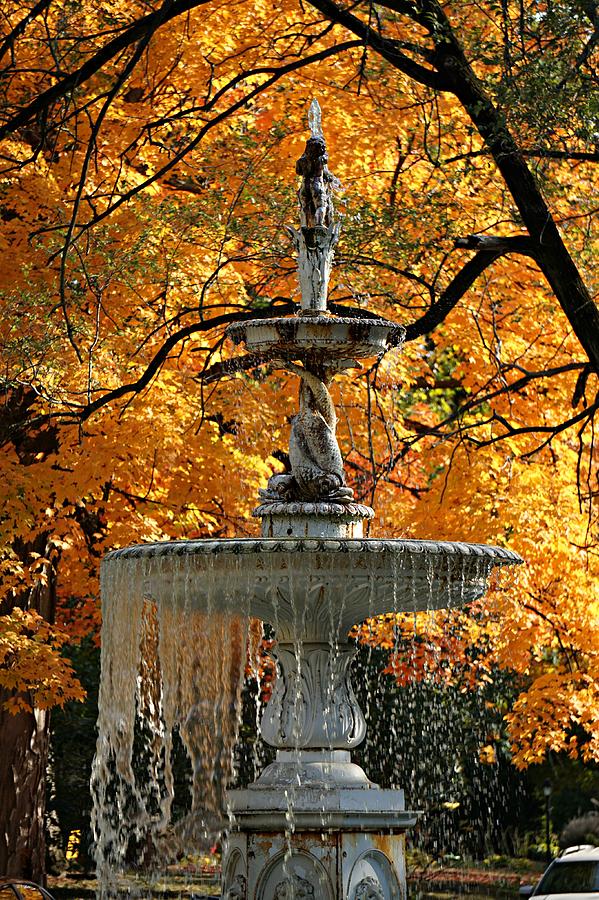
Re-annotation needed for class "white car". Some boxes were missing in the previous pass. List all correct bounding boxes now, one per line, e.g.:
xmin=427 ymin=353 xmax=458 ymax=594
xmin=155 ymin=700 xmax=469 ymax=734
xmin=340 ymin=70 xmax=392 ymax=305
xmin=520 ymin=846 xmax=599 ymax=898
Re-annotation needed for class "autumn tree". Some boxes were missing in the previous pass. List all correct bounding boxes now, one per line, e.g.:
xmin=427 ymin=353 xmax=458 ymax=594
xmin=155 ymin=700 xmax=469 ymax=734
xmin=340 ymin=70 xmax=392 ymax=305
xmin=0 ymin=0 xmax=597 ymax=881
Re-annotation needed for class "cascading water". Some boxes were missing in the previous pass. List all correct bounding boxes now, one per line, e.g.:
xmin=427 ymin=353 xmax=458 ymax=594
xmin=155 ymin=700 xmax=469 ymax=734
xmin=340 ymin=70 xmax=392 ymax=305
xmin=92 ymin=101 xmax=522 ymax=899
xmin=92 ymin=555 xmax=250 ymax=894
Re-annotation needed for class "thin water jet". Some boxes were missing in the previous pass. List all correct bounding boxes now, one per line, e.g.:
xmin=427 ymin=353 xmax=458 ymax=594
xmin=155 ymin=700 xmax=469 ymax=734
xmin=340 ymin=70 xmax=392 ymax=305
xmin=92 ymin=99 xmax=522 ymax=900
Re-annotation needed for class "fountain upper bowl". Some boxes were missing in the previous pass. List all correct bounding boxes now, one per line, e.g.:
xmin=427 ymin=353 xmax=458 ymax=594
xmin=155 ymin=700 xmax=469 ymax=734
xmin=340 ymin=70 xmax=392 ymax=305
xmin=226 ymin=315 xmax=404 ymax=361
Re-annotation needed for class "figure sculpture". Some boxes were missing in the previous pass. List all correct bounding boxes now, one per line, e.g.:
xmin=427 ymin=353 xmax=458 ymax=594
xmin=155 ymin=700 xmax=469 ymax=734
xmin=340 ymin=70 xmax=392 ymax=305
xmin=259 ymin=361 xmax=354 ymax=504
xmin=296 ymin=136 xmax=337 ymax=229
xmin=224 ymin=873 xmax=247 ymax=899
xmin=352 ymin=876 xmax=385 ymax=900
xmin=289 ymin=362 xmax=343 ymax=499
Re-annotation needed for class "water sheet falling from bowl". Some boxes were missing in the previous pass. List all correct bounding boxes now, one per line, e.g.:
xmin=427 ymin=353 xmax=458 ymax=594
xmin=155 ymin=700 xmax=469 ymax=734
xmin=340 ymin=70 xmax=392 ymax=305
xmin=91 ymin=554 xmax=251 ymax=895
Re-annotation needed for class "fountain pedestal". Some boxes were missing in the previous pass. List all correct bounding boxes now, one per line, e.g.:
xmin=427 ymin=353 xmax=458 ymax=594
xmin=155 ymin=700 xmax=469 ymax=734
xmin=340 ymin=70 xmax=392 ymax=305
xmin=224 ymin=677 xmax=415 ymax=900
xmin=223 ymin=775 xmax=415 ymax=898
xmin=221 ymin=498 xmax=418 ymax=900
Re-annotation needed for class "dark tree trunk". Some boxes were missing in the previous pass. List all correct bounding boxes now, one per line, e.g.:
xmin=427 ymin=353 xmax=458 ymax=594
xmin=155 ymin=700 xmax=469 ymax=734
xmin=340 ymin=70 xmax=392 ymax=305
xmin=0 ymin=529 xmax=58 ymax=885
xmin=0 ymin=699 xmax=50 ymax=884
xmin=429 ymin=21 xmax=599 ymax=371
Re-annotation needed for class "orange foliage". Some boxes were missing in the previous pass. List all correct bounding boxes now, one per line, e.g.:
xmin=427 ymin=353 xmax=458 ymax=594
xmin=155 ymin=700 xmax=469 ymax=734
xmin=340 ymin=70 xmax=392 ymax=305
xmin=0 ymin=0 xmax=597 ymax=768
xmin=0 ymin=609 xmax=85 ymax=712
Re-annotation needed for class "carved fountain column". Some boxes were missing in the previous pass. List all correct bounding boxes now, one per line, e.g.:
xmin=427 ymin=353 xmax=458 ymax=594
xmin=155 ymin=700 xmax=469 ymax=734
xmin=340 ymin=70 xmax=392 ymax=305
xmin=222 ymin=102 xmax=415 ymax=900
xmin=222 ymin=519 xmax=417 ymax=900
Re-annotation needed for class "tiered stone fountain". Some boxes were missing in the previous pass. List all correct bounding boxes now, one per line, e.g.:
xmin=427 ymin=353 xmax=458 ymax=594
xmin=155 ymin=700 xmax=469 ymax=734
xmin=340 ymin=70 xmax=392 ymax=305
xmin=97 ymin=102 xmax=522 ymax=900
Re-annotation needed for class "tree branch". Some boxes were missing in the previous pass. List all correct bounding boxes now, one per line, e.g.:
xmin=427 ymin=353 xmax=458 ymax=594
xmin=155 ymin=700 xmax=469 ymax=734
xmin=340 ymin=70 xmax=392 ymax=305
xmin=453 ymin=234 xmax=535 ymax=255
xmin=401 ymin=362 xmax=589 ymax=446
xmin=443 ymin=147 xmax=599 ymax=165
xmin=0 ymin=0 xmax=211 ymax=142
xmin=302 ymin=0 xmax=446 ymax=89
xmin=468 ymin=394 xmax=599 ymax=448
xmin=56 ymin=0 xmax=179 ymax=361
xmin=521 ymin=601 xmax=576 ymax=673
xmin=78 ymin=302 xmax=294 ymax=421
xmin=0 ymin=0 xmax=54 ymax=66
xmin=403 ymin=249 xmax=503 ymax=341
xmin=418 ymin=0 xmax=599 ymax=371
xmin=302 ymin=0 xmax=599 ymax=372
xmin=43 ymin=40 xmax=363 ymax=257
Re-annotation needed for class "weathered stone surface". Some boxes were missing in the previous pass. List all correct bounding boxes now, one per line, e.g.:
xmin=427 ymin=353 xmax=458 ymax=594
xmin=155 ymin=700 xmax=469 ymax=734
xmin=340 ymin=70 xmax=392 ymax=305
xmin=225 ymin=315 xmax=404 ymax=361
xmin=257 ymin=502 xmax=374 ymax=540
xmin=260 ymin=644 xmax=366 ymax=749
xmin=253 ymin=751 xmax=372 ymax=789
xmin=222 ymin=819 xmax=411 ymax=899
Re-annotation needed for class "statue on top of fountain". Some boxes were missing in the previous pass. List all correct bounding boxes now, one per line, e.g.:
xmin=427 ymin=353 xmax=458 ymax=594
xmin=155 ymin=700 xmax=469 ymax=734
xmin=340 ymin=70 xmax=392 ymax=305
xmin=258 ymin=102 xmax=356 ymax=507
xmin=259 ymin=360 xmax=354 ymax=505
xmin=296 ymin=135 xmax=337 ymax=229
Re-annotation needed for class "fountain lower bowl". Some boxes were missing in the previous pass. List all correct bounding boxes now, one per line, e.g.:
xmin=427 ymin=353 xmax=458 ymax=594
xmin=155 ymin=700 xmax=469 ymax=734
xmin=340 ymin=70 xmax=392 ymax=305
xmin=103 ymin=538 xmax=522 ymax=642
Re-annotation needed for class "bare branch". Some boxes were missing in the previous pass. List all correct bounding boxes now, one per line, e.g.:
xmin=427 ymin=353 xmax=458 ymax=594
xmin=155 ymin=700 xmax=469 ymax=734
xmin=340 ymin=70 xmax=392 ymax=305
xmin=403 ymin=249 xmax=504 ymax=341
xmin=0 ymin=0 xmax=210 ymax=142
xmin=302 ymin=0 xmax=447 ymax=89
xmin=454 ymin=234 xmax=535 ymax=255
xmin=396 ymin=363 xmax=590 ymax=455
xmin=43 ymin=40 xmax=363 ymax=258
xmin=78 ymin=302 xmax=294 ymax=422
xmin=0 ymin=0 xmax=53 ymax=66
xmin=56 ymin=0 xmax=178 ymax=360
xmin=469 ymin=394 xmax=599 ymax=449
xmin=443 ymin=147 xmax=599 ymax=165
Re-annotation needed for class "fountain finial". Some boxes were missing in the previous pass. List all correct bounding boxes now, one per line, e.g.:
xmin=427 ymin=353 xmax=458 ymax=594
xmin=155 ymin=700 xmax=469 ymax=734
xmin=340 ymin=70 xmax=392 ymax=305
xmin=292 ymin=99 xmax=340 ymax=311
xmin=308 ymin=98 xmax=324 ymax=140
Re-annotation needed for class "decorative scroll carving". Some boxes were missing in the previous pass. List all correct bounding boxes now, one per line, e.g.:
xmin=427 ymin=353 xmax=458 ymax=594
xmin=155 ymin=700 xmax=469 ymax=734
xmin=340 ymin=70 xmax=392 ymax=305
xmin=274 ymin=874 xmax=315 ymax=899
xmin=224 ymin=873 xmax=247 ymax=899
xmin=253 ymin=500 xmax=374 ymax=520
xmin=353 ymin=876 xmax=385 ymax=900
xmin=260 ymin=643 xmax=366 ymax=749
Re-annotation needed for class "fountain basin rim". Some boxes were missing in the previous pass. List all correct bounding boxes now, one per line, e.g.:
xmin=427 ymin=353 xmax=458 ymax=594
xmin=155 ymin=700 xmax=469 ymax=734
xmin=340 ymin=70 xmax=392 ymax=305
xmin=254 ymin=500 xmax=375 ymax=519
xmin=103 ymin=537 xmax=523 ymax=565
xmin=225 ymin=314 xmax=405 ymax=359
xmin=227 ymin=314 xmax=404 ymax=330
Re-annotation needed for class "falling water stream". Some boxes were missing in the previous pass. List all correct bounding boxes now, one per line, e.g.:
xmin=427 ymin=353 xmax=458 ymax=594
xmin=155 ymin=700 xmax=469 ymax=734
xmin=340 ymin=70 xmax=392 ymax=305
xmin=92 ymin=554 xmax=249 ymax=894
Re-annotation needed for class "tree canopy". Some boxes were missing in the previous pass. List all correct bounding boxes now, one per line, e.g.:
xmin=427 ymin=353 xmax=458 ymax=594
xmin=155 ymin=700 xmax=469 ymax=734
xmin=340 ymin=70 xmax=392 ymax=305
xmin=0 ymin=0 xmax=597 ymax=878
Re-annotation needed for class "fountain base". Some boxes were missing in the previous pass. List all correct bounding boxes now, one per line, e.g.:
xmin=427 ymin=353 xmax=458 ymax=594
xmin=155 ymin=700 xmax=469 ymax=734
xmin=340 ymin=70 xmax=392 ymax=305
xmin=223 ymin=757 xmax=416 ymax=899
xmin=253 ymin=750 xmax=373 ymax=789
